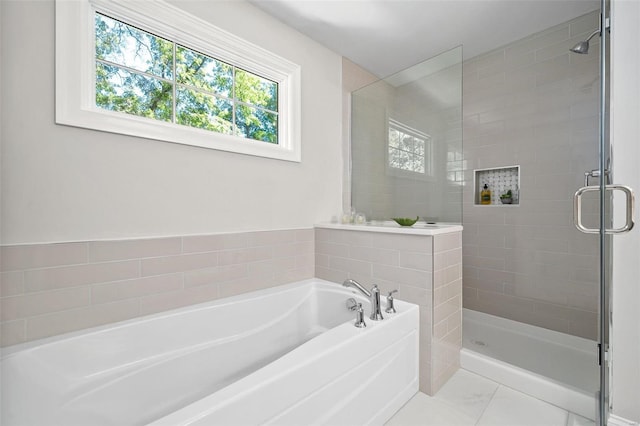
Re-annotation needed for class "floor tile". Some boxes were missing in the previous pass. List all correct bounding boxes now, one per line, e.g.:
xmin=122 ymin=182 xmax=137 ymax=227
xmin=433 ymin=369 xmax=499 ymax=422
xmin=385 ymin=392 xmax=476 ymax=426
xmin=476 ymin=386 xmax=569 ymax=426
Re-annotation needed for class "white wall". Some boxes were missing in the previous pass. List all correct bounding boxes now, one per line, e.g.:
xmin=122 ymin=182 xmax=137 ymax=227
xmin=0 ymin=0 xmax=343 ymax=245
xmin=610 ymin=0 xmax=640 ymax=422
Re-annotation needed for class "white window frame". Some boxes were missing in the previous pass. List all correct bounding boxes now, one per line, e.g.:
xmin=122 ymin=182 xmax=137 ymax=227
xmin=386 ymin=118 xmax=434 ymax=180
xmin=56 ymin=0 xmax=302 ymax=162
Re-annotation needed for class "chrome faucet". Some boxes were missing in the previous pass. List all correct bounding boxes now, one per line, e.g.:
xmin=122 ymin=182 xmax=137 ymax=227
xmin=342 ymin=279 xmax=384 ymax=321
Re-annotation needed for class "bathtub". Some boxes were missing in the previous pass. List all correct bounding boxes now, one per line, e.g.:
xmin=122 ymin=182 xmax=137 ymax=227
xmin=460 ymin=308 xmax=598 ymax=420
xmin=1 ymin=278 xmax=419 ymax=426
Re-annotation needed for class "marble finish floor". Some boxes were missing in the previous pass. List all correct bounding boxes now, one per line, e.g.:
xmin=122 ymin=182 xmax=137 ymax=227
xmin=386 ymin=369 xmax=595 ymax=426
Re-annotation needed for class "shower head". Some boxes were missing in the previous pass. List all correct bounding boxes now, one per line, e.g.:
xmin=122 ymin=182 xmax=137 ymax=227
xmin=570 ymin=29 xmax=600 ymax=54
xmin=570 ymin=41 xmax=590 ymax=54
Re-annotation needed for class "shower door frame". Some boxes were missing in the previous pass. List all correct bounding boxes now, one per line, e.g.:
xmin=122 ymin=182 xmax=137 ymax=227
xmin=598 ymin=0 xmax=611 ymax=423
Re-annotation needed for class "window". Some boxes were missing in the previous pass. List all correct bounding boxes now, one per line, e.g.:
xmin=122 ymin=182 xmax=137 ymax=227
xmin=56 ymin=0 xmax=301 ymax=161
xmin=95 ymin=14 xmax=278 ymax=143
xmin=387 ymin=119 xmax=433 ymax=177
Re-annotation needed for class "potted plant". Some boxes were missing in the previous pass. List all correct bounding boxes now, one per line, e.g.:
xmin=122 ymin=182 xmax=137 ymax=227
xmin=500 ymin=189 xmax=513 ymax=204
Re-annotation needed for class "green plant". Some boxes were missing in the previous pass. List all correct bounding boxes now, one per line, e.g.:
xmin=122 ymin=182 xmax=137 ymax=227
xmin=500 ymin=190 xmax=513 ymax=199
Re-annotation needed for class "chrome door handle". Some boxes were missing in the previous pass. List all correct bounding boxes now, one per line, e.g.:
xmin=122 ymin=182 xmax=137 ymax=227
xmin=574 ymin=185 xmax=635 ymax=234
xmin=584 ymin=168 xmax=610 ymax=186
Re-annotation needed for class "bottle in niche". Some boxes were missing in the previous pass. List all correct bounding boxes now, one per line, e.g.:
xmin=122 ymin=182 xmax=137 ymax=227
xmin=480 ymin=184 xmax=491 ymax=205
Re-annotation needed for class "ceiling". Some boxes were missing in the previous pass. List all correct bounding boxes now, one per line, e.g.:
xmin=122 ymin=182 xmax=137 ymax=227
xmin=249 ymin=0 xmax=599 ymax=77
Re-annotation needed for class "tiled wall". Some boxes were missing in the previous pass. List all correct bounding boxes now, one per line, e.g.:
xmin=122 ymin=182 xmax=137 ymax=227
xmin=431 ymin=232 xmax=464 ymax=393
xmin=315 ymin=227 xmax=462 ymax=395
xmin=0 ymin=229 xmax=314 ymax=347
xmin=462 ymin=10 xmax=600 ymax=339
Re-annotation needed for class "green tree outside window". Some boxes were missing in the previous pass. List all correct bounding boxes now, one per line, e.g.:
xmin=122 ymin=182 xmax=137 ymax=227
xmin=95 ymin=13 xmax=279 ymax=144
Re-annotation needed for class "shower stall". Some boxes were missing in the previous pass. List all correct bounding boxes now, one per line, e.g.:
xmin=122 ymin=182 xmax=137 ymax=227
xmin=350 ymin=1 xmax=624 ymax=424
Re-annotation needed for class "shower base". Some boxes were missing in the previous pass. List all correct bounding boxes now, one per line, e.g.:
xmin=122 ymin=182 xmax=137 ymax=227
xmin=461 ymin=308 xmax=598 ymax=420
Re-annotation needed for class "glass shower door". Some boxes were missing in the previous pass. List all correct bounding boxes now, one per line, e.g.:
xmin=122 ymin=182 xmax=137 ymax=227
xmin=573 ymin=0 xmax=636 ymax=423
xmin=350 ymin=46 xmax=463 ymax=225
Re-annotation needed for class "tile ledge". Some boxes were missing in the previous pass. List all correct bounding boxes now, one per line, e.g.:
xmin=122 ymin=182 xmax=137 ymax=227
xmin=315 ymin=222 xmax=463 ymax=236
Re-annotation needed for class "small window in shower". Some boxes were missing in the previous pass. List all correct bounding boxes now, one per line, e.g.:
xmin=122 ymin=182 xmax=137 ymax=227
xmin=387 ymin=119 xmax=433 ymax=177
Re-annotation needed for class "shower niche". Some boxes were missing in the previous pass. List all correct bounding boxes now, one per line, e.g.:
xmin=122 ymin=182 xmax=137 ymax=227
xmin=474 ymin=166 xmax=520 ymax=206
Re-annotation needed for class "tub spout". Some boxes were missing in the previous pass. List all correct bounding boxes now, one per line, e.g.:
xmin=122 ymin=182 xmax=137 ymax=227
xmin=342 ymin=279 xmax=383 ymax=321
xmin=342 ymin=279 xmax=371 ymax=297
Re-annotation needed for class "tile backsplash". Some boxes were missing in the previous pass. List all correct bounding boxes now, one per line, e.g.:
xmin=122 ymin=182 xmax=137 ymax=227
xmin=0 ymin=229 xmax=314 ymax=346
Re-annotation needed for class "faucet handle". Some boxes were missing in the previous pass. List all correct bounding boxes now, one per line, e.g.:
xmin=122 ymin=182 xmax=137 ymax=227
xmin=385 ymin=290 xmax=398 ymax=314
xmin=346 ymin=297 xmax=358 ymax=311
xmin=354 ymin=303 xmax=367 ymax=328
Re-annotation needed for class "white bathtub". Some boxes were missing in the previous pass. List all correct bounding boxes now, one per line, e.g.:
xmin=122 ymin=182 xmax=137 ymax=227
xmin=460 ymin=308 xmax=598 ymax=420
xmin=1 ymin=278 xmax=419 ymax=426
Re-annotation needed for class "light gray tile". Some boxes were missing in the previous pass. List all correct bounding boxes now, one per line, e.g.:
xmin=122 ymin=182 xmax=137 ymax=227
xmin=274 ymin=267 xmax=313 ymax=285
xmin=182 ymin=234 xmax=226 ymax=253
xmin=433 ymin=295 xmax=461 ymax=324
xmin=567 ymin=318 xmax=597 ymax=340
xmin=247 ymin=258 xmax=276 ymax=278
xmin=88 ymin=237 xmax=181 ymax=261
xmin=92 ymin=273 xmax=184 ymax=304
xmin=216 ymin=276 xmax=278 ymax=300
xmin=371 ymin=233 xmax=431 ymax=253
xmin=184 ymin=264 xmax=247 ymax=288
xmin=569 ymin=11 xmax=600 ymax=37
xmin=462 ymin=255 xmax=505 ymax=270
xmin=397 ymin=284 xmax=431 ymax=307
xmin=505 ymin=26 xmax=569 ymax=58
xmin=138 ymin=283 xmax=219 ymax=316
xmin=295 ymin=253 xmax=314 ymax=270
xmin=349 ymin=245 xmax=399 ymax=266
xmin=434 ymin=232 xmax=462 ymax=253
xmin=246 ymin=229 xmax=297 ymax=247
xmin=1 ymin=271 xmax=25 ymax=297
xmin=272 ymin=241 xmax=313 ymax=259
xmin=2 ymin=286 xmax=91 ymax=321
xmin=315 ymin=253 xmax=329 ymax=268
xmin=315 ymin=241 xmax=349 ymax=257
xmin=142 ymin=252 xmax=218 ymax=276
xmin=328 ymin=256 xmax=372 ymax=277
xmin=373 ymin=264 xmax=431 ymax=289
xmin=315 ymin=228 xmax=358 ymax=245
xmin=1 ymin=242 xmax=87 ymax=272
xmin=25 ymin=261 xmax=140 ymax=292
xmin=217 ymin=246 xmax=272 ymax=266
xmin=399 ymin=252 xmax=432 ymax=271
xmin=295 ymin=228 xmax=314 ymax=242
xmin=315 ymin=266 xmax=347 ymax=285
